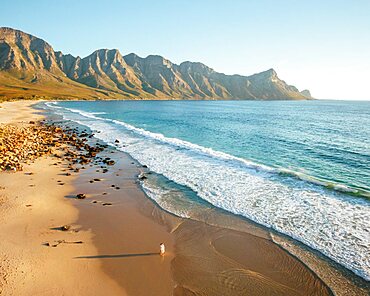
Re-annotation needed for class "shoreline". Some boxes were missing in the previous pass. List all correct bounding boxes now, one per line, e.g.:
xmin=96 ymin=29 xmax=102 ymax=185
xmin=0 ymin=100 xmax=368 ymax=295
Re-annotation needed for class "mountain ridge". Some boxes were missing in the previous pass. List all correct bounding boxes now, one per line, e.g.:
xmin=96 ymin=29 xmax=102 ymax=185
xmin=0 ymin=27 xmax=312 ymax=100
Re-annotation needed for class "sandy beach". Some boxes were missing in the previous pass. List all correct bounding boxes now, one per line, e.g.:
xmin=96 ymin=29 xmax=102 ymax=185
xmin=0 ymin=101 xmax=125 ymax=295
xmin=0 ymin=101 xmax=368 ymax=296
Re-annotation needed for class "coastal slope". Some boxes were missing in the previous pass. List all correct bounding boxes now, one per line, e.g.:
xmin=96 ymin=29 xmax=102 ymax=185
xmin=0 ymin=27 xmax=312 ymax=100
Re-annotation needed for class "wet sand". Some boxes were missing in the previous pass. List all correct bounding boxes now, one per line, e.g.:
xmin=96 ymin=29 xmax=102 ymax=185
xmin=0 ymin=100 xmax=368 ymax=295
xmin=69 ymin=153 xmax=175 ymax=296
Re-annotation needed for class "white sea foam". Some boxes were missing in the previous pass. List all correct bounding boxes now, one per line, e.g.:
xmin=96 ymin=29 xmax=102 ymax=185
xmin=46 ymin=103 xmax=370 ymax=281
xmin=90 ymin=112 xmax=107 ymax=115
xmin=45 ymin=101 xmax=62 ymax=109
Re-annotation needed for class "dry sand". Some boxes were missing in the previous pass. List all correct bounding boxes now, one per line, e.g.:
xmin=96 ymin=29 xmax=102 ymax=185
xmin=0 ymin=101 xmax=124 ymax=295
xmin=0 ymin=100 xmax=367 ymax=296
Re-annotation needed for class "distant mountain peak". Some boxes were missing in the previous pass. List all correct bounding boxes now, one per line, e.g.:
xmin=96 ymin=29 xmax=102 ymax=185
xmin=0 ymin=27 xmax=32 ymax=36
xmin=300 ymin=89 xmax=312 ymax=98
xmin=258 ymin=68 xmax=278 ymax=78
xmin=92 ymin=48 xmax=120 ymax=55
xmin=0 ymin=27 xmax=61 ymax=73
xmin=145 ymin=55 xmax=173 ymax=67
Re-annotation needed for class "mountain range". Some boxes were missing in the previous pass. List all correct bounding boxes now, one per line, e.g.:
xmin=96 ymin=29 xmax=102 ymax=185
xmin=0 ymin=27 xmax=312 ymax=100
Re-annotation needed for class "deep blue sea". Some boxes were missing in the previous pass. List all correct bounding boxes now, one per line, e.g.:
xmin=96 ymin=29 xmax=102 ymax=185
xmin=43 ymin=100 xmax=370 ymax=280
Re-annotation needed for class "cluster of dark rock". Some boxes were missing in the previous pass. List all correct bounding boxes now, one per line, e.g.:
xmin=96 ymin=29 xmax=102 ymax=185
xmin=52 ymin=126 xmax=106 ymax=162
xmin=0 ymin=122 xmax=55 ymax=171
xmin=0 ymin=121 xmax=111 ymax=173
xmin=0 ymin=120 xmax=125 ymax=212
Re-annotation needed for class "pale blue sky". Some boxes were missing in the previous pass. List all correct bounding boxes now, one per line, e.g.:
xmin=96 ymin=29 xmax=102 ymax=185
xmin=2 ymin=0 xmax=370 ymax=100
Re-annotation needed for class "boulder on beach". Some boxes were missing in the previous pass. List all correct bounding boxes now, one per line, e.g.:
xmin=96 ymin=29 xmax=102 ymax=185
xmin=61 ymin=225 xmax=70 ymax=231
xmin=76 ymin=193 xmax=86 ymax=199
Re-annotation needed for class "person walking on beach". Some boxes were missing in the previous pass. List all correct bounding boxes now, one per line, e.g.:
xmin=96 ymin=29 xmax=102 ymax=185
xmin=159 ymin=243 xmax=165 ymax=256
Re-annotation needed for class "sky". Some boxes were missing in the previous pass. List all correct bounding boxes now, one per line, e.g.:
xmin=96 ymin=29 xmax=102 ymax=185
xmin=1 ymin=0 xmax=370 ymax=100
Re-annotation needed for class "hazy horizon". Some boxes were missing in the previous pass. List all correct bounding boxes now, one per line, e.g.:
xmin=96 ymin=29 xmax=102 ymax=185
xmin=2 ymin=0 xmax=370 ymax=100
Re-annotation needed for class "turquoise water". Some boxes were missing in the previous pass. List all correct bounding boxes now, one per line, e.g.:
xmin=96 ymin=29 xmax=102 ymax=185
xmin=52 ymin=100 xmax=369 ymax=194
xmin=44 ymin=100 xmax=370 ymax=280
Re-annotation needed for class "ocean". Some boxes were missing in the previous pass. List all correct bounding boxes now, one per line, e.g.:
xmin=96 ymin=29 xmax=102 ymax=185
xmin=42 ymin=100 xmax=370 ymax=281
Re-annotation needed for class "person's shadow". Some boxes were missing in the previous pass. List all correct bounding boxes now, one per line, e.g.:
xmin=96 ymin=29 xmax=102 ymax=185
xmin=75 ymin=252 xmax=158 ymax=259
